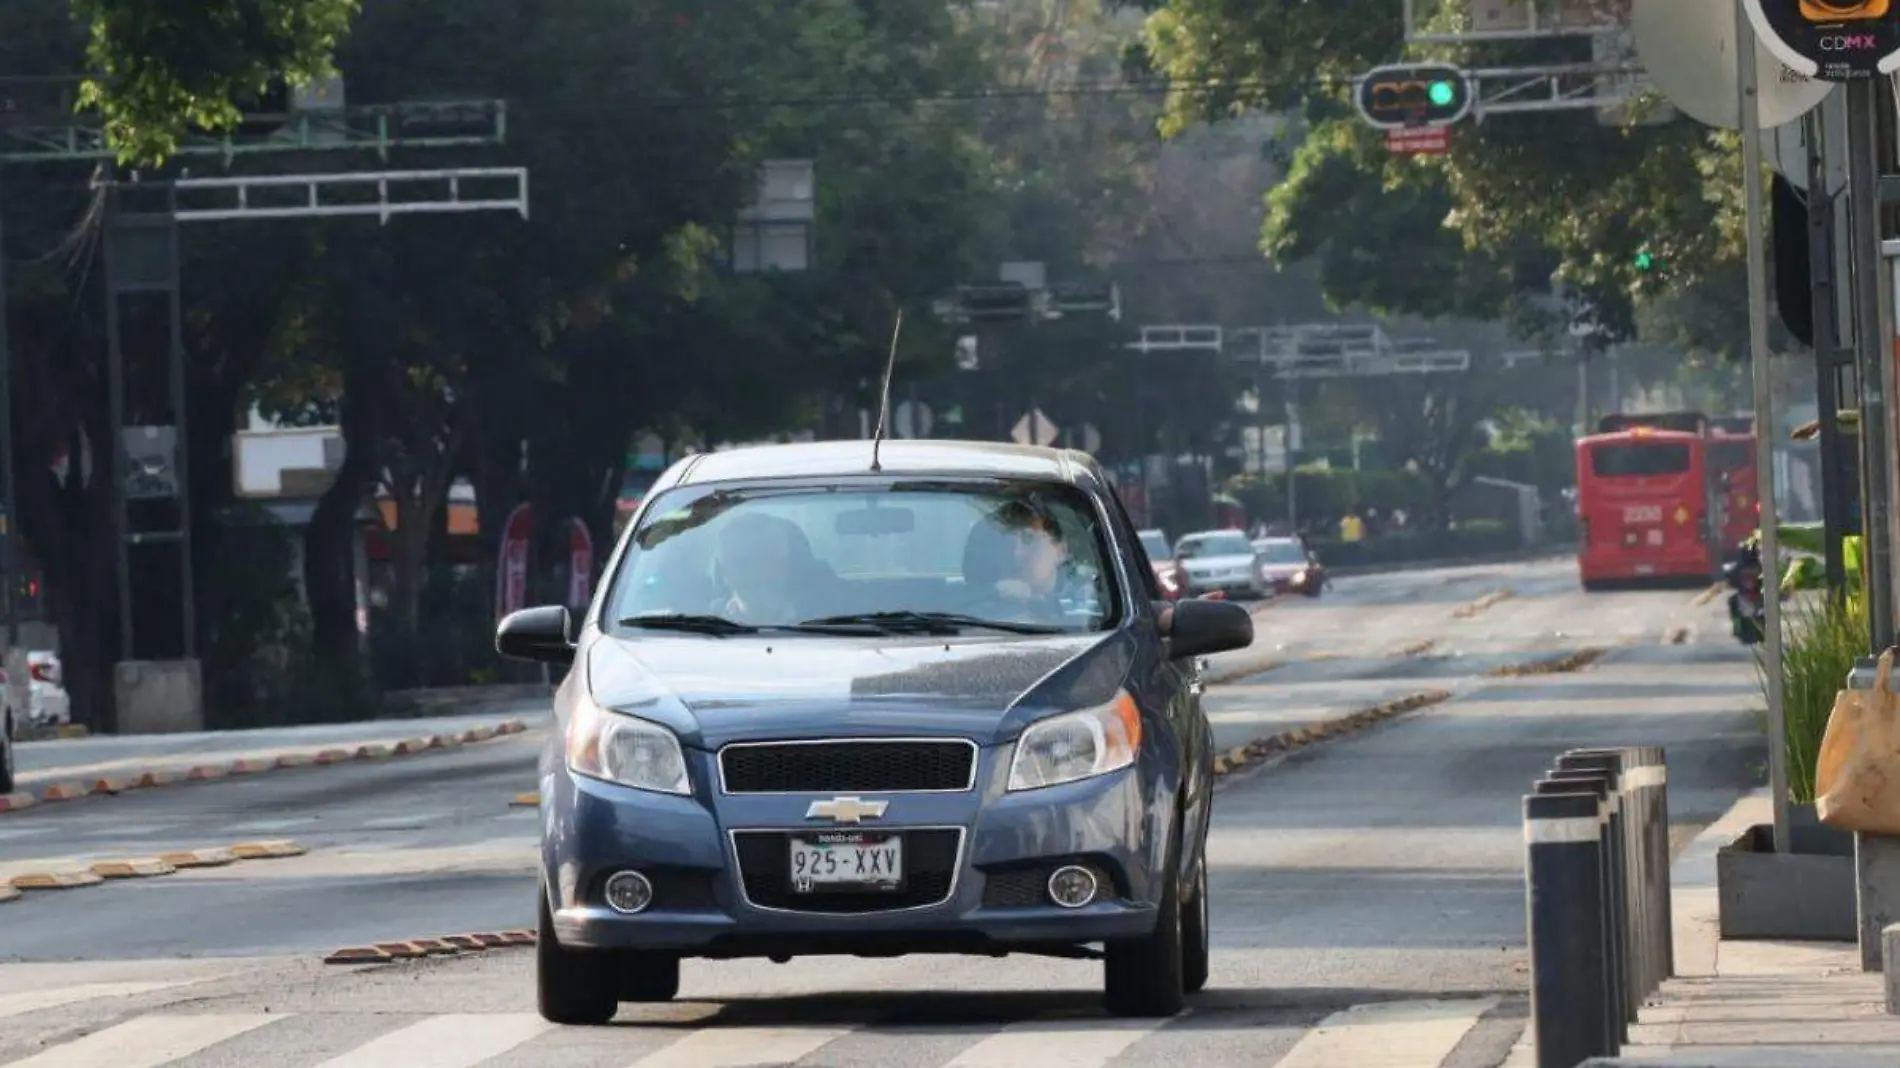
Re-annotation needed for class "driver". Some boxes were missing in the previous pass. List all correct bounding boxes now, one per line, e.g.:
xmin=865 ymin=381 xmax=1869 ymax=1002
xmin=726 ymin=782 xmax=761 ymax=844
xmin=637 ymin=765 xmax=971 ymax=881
xmin=962 ymin=499 xmax=1073 ymax=623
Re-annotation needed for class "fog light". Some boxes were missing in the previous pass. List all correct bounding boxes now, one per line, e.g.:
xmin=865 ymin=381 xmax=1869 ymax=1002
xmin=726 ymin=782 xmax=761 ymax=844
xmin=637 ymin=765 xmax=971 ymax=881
xmin=1046 ymin=865 xmax=1099 ymax=909
xmin=604 ymin=870 xmax=654 ymax=914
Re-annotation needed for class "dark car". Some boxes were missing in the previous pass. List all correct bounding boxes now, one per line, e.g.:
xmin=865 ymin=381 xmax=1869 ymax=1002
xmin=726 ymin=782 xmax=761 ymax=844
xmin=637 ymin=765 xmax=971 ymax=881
xmin=496 ymin=439 xmax=1254 ymax=1024
xmin=1251 ymin=536 xmax=1326 ymax=598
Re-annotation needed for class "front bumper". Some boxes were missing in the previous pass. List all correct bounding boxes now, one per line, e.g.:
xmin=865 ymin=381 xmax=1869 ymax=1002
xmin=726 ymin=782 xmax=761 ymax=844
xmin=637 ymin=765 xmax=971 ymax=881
xmin=543 ymin=752 xmax=1169 ymax=957
xmin=1182 ymin=574 xmax=1257 ymax=597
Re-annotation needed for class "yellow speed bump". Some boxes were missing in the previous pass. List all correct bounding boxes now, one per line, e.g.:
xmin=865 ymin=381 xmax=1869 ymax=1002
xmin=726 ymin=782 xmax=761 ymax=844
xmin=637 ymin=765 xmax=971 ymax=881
xmin=229 ymin=840 xmax=307 ymax=860
xmin=429 ymin=733 xmax=463 ymax=749
xmin=0 ymin=791 xmax=37 ymax=814
xmin=499 ymin=930 xmax=537 ymax=946
xmin=11 ymin=870 xmax=105 ymax=890
xmin=354 ymin=743 xmax=392 ymax=760
xmin=90 ymin=859 xmax=176 ymax=879
xmin=374 ymin=942 xmax=426 ymax=959
xmin=509 ymin=792 xmax=540 ymax=808
xmin=0 ymin=885 xmax=18 ymax=903
xmin=407 ymin=938 xmax=459 ymax=956
xmin=324 ymin=946 xmax=393 ymax=965
xmin=440 ymin=935 xmax=489 ymax=951
xmin=159 ymin=848 xmax=238 ymax=869
xmin=391 ymin=737 xmax=432 ymax=756
xmin=35 ymin=782 xmax=89 ymax=802
xmin=461 ymin=726 xmax=497 ymax=744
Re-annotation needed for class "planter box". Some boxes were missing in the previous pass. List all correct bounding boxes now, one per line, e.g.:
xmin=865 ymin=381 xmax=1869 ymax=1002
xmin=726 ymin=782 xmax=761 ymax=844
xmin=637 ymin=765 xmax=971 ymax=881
xmin=1717 ymin=806 xmax=1857 ymax=942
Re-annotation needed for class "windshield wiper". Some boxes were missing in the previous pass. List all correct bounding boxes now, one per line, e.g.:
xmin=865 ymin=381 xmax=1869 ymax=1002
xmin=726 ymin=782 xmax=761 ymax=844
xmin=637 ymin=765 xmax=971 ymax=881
xmin=617 ymin=613 xmax=761 ymax=636
xmin=800 ymin=610 xmax=1065 ymax=635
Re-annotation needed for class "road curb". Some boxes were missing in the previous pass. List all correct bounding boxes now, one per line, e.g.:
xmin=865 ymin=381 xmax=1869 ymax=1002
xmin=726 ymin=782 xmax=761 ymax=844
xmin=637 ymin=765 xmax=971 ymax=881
xmin=3 ymin=718 xmax=533 ymax=817
xmin=1 ymin=839 xmax=308 ymax=901
xmin=324 ymin=929 xmax=538 ymax=964
xmin=1486 ymin=647 xmax=1607 ymax=677
xmin=1210 ymin=689 xmax=1453 ymax=778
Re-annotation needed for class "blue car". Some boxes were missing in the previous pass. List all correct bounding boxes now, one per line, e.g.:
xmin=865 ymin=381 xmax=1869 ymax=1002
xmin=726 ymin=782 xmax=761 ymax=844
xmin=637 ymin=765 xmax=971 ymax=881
xmin=496 ymin=439 xmax=1255 ymax=1023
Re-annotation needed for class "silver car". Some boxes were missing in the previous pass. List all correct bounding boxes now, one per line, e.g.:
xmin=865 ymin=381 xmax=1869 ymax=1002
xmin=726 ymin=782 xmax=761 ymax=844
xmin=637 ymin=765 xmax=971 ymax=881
xmin=1172 ymin=530 xmax=1265 ymax=599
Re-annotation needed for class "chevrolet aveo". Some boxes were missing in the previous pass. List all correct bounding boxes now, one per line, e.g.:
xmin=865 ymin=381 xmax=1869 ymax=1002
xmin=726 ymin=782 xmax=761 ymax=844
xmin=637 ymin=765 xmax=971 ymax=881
xmin=495 ymin=440 xmax=1255 ymax=1024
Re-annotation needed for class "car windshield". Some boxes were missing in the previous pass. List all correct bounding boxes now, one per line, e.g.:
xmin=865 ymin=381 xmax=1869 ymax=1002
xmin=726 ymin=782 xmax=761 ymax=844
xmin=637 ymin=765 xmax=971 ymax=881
xmin=1177 ymin=532 xmax=1252 ymax=558
xmin=1138 ymin=531 xmax=1171 ymax=560
xmin=1257 ymin=540 xmax=1306 ymax=564
xmin=606 ymin=480 xmax=1119 ymax=634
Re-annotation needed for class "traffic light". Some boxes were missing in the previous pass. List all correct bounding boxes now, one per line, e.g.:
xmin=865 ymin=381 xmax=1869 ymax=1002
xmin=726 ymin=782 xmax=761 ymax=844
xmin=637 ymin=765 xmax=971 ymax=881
xmin=1354 ymin=64 xmax=1474 ymax=130
xmin=1633 ymin=249 xmax=1656 ymax=272
xmin=956 ymin=284 xmax=1034 ymax=322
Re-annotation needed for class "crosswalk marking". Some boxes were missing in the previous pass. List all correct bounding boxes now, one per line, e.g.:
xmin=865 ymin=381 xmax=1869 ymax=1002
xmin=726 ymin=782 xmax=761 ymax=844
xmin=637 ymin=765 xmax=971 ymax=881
xmin=308 ymin=1013 xmax=551 ymax=1068
xmin=0 ymin=982 xmax=186 ymax=1021
xmin=0 ymin=1013 xmax=278 ymax=1068
xmin=1272 ymin=998 xmax=1498 ymax=1068
xmin=944 ymin=1014 xmax=1172 ymax=1067
xmin=624 ymin=1025 xmax=856 ymax=1067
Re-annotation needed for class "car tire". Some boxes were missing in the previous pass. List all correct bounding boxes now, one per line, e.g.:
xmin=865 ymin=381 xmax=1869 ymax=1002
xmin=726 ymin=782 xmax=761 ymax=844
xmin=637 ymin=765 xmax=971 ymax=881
xmin=536 ymin=888 xmax=618 ymax=1025
xmin=1181 ymin=849 xmax=1210 ymax=995
xmin=1103 ymin=828 xmax=1187 ymax=1017
xmin=613 ymin=952 xmax=681 ymax=1003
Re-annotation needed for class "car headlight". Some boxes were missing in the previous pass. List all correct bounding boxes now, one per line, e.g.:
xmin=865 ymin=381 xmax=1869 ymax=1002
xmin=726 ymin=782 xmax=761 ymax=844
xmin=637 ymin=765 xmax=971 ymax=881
xmin=1007 ymin=691 xmax=1142 ymax=792
xmin=567 ymin=695 xmax=691 ymax=795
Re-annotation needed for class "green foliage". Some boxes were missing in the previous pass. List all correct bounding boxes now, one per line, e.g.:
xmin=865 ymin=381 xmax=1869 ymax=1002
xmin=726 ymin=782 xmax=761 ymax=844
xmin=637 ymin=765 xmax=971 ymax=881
xmin=72 ymin=0 xmax=359 ymax=163
xmin=1767 ymin=591 xmax=1865 ymax=805
xmin=1142 ymin=0 xmax=1741 ymax=342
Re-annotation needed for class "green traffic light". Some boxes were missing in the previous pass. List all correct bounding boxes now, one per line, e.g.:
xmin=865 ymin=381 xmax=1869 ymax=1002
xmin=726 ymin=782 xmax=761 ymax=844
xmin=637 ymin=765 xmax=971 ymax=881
xmin=1634 ymin=250 xmax=1655 ymax=271
xmin=1427 ymin=81 xmax=1455 ymax=107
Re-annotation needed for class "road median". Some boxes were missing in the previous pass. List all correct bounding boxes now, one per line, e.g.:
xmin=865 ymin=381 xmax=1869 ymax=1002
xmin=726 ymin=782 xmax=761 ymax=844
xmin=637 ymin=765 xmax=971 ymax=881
xmin=3 ymin=719 xmax=533 ymax=817
xmin=325 ymin=929 xmax=538 ymax=964
xmin=1212 ymin=689 xmax=1454 ymax=780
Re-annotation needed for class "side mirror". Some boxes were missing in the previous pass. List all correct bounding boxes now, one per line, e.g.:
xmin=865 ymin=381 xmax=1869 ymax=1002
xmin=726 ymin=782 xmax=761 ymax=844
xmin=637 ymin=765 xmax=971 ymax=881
xmin=1166 ymin=598 xmax=1254 ymax=660
xmin=496 ymin=605 xmax=575 ymax=664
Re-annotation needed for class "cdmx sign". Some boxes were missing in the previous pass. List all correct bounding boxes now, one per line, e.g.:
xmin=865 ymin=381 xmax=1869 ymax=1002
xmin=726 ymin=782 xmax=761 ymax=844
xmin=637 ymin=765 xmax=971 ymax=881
xmin=1744 ymin=0 xmax=1900 ymax=80
xmin=1352 ymin=64 xmax=1475 ymax=130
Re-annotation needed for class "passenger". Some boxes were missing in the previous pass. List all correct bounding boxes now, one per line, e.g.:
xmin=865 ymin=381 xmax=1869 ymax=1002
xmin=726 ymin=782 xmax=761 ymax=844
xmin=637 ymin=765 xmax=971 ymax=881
xmin=712 ymin=512 xmax=817 ymax=625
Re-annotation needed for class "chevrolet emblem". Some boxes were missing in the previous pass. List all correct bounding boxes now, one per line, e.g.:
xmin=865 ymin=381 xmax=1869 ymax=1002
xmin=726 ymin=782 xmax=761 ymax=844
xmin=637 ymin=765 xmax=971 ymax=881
xmin=805 ymin=796 xmax=889 ymax=824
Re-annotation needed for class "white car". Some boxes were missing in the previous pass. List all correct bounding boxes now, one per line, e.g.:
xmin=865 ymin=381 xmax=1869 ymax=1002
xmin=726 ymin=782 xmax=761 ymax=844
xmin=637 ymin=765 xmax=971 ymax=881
xmin=1173 ymin=530 xmax=1267 ymax=599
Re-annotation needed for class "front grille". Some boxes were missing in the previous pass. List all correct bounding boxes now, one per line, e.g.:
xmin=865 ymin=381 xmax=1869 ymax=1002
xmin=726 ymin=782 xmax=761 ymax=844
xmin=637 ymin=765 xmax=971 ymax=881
xmin=720 ymin=739 xmax=976 ymax=794
xmin=732 ymin=828 xmax=961 ymax=913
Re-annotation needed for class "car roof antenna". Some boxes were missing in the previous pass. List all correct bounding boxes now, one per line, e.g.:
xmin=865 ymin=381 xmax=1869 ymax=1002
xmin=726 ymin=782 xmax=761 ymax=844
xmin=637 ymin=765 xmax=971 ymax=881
xmin=869 ymin=309 xmax=903 ymax=473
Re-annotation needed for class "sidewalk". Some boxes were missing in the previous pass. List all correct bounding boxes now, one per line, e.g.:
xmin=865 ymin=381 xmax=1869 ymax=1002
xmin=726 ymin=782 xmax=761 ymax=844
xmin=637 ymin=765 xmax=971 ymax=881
xmin=1507 ymin=789 xmax=1900 ymax=1066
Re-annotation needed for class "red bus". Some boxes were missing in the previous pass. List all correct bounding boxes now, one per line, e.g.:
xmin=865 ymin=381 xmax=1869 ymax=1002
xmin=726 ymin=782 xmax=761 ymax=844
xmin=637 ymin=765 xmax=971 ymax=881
xmin=1576 ymin=426 xmax=1720 ymax=589
xmin=1706 ymin=431 xmax=1757 ymax=553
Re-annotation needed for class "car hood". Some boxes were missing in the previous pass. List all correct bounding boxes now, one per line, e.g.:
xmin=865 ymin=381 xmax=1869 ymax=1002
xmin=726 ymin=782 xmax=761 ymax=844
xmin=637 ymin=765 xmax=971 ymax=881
xmin=582 ymin=629 xmax=1135 ymax=749
xmin=1181 ymin=554 xmax=1254 ymax=571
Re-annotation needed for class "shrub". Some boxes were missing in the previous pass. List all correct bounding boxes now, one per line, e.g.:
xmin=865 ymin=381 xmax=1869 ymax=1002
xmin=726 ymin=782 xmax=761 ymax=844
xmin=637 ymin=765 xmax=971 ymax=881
xmin=1765 ymin=591 xmax=1865 ymax=805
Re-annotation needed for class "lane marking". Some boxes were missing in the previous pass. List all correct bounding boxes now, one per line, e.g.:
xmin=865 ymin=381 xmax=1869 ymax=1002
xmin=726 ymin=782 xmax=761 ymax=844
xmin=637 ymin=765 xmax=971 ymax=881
xmin=625 ymin=1025 xmax=856 ymax=1067
xmin=359 ymin=813 xmax=450 ymax=831
xmin=945 ymin=1013 xmax=1173 ymax=1066
xmin=221 ymin=818 xmax=319 ymax=834
xmin=0 ymin=982 xmax=186 ymax=1021
xmin=0 ymin=1013 xmax=279 ymax=1067
xmin=308 ymin=1013 xmax=550 ymax=1068
xmin=1273 ymin=997 xmax=1498 ymax=1068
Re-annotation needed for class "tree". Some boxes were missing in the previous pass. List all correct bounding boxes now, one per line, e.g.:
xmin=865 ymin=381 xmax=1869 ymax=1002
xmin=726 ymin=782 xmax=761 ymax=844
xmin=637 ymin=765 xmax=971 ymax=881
xmin=71 ymin=0 xmax=358 ymax=163
xmin=1141 ymin=0 xmax=1742 ymax=341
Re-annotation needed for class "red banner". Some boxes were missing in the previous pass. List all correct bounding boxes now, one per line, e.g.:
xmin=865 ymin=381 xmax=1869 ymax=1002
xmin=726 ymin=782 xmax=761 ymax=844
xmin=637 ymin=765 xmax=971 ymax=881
xmin=566 ymin=517 xmax=595 ymax=609
xmin=496 ymin=502 xmax=533 ymax=621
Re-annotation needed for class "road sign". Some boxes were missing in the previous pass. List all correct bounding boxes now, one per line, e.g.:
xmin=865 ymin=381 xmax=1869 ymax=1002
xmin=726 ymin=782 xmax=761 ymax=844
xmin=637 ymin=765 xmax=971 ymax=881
xmin=566 ymin=517 xmax=594 ymax=610
xmin=1633 ymin=0 xmax=1834 ymax=129
xmin=1354 ymin=64 xmax=1474 ymax=130
xmin=1386 ymin=125 xmax=1450 ymax=155
xmin=1743 ymin=0 xmax=1900 ymax=81
xmin=496 ymin=502 xmax=533 ymax=621
xmin=894 ymin=400 xmax=932 ymax=438
xmin=1011 ymin=409 xmax=1058 ymax=448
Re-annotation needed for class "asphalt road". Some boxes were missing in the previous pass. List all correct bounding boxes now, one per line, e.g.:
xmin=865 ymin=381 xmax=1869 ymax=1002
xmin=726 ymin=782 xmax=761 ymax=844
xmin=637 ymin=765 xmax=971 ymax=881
xmin=0 ymin=555 xmax=1764 ymax=1068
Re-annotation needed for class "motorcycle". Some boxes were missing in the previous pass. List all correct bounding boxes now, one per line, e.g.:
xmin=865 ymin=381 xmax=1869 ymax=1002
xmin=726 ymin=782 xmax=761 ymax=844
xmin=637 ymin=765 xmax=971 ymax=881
xmin=1724 ymin=543 xmax=1765 ymax=646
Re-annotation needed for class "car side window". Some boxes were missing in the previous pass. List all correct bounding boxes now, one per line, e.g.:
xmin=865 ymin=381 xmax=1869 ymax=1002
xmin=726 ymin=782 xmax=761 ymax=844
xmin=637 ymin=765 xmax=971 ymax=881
xmin=1104 ymin=483 xmax=1163 ymax=602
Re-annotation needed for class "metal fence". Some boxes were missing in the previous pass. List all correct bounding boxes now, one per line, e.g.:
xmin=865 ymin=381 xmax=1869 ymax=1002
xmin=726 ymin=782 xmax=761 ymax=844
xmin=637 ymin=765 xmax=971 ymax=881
xmin=1523 ymin=746 xmax=1674 ymax=1068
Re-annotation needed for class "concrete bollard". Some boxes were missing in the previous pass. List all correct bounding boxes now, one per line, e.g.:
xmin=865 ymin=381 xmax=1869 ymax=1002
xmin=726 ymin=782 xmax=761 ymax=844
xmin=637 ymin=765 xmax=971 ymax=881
xmin=1561 ymin=750 xmax=1646 ymax=1015
xmin=1526 ymin=788 xmax=1614 ymax=1068
xmin=1540 ymin=770 xmax=1625 ymax=1047
xmin=1884 ymin=923 xmax=1900 ymax=1013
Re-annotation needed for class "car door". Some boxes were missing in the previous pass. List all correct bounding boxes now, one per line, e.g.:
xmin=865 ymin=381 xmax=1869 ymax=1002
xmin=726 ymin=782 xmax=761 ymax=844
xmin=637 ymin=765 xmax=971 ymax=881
xmin=1102 ymin=487 xmax=1210 ymax=857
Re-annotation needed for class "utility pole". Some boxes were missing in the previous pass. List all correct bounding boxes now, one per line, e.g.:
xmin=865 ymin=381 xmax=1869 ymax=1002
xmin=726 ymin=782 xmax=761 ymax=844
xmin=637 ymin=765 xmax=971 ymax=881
xmin=1846 ymin=75 xmax=1896 ymax=650
xmin=1805 ymin=102 xmax=1850 ymax=595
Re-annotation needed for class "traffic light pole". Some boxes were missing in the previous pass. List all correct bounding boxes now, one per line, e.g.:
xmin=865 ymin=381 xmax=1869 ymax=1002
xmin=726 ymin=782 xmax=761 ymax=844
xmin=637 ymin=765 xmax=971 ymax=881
xmin=1806 ymin=105 xmax=1850 ymax=596
xmin=1847 ymin=75 xmax=1896 ymax=651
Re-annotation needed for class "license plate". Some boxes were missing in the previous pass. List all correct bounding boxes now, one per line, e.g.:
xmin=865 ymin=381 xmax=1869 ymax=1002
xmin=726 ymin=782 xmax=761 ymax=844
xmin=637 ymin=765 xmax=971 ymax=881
xmin=1624 ymin=504 xmax=1663 ymax=523
xmin=788 ymin=831 xmax=903 ymax=893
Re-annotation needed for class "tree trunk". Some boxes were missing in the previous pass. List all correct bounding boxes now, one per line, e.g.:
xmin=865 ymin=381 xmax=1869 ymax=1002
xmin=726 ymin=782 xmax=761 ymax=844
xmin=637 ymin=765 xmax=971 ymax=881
xmin=305 ymin=381 xmax=377 ymax=666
